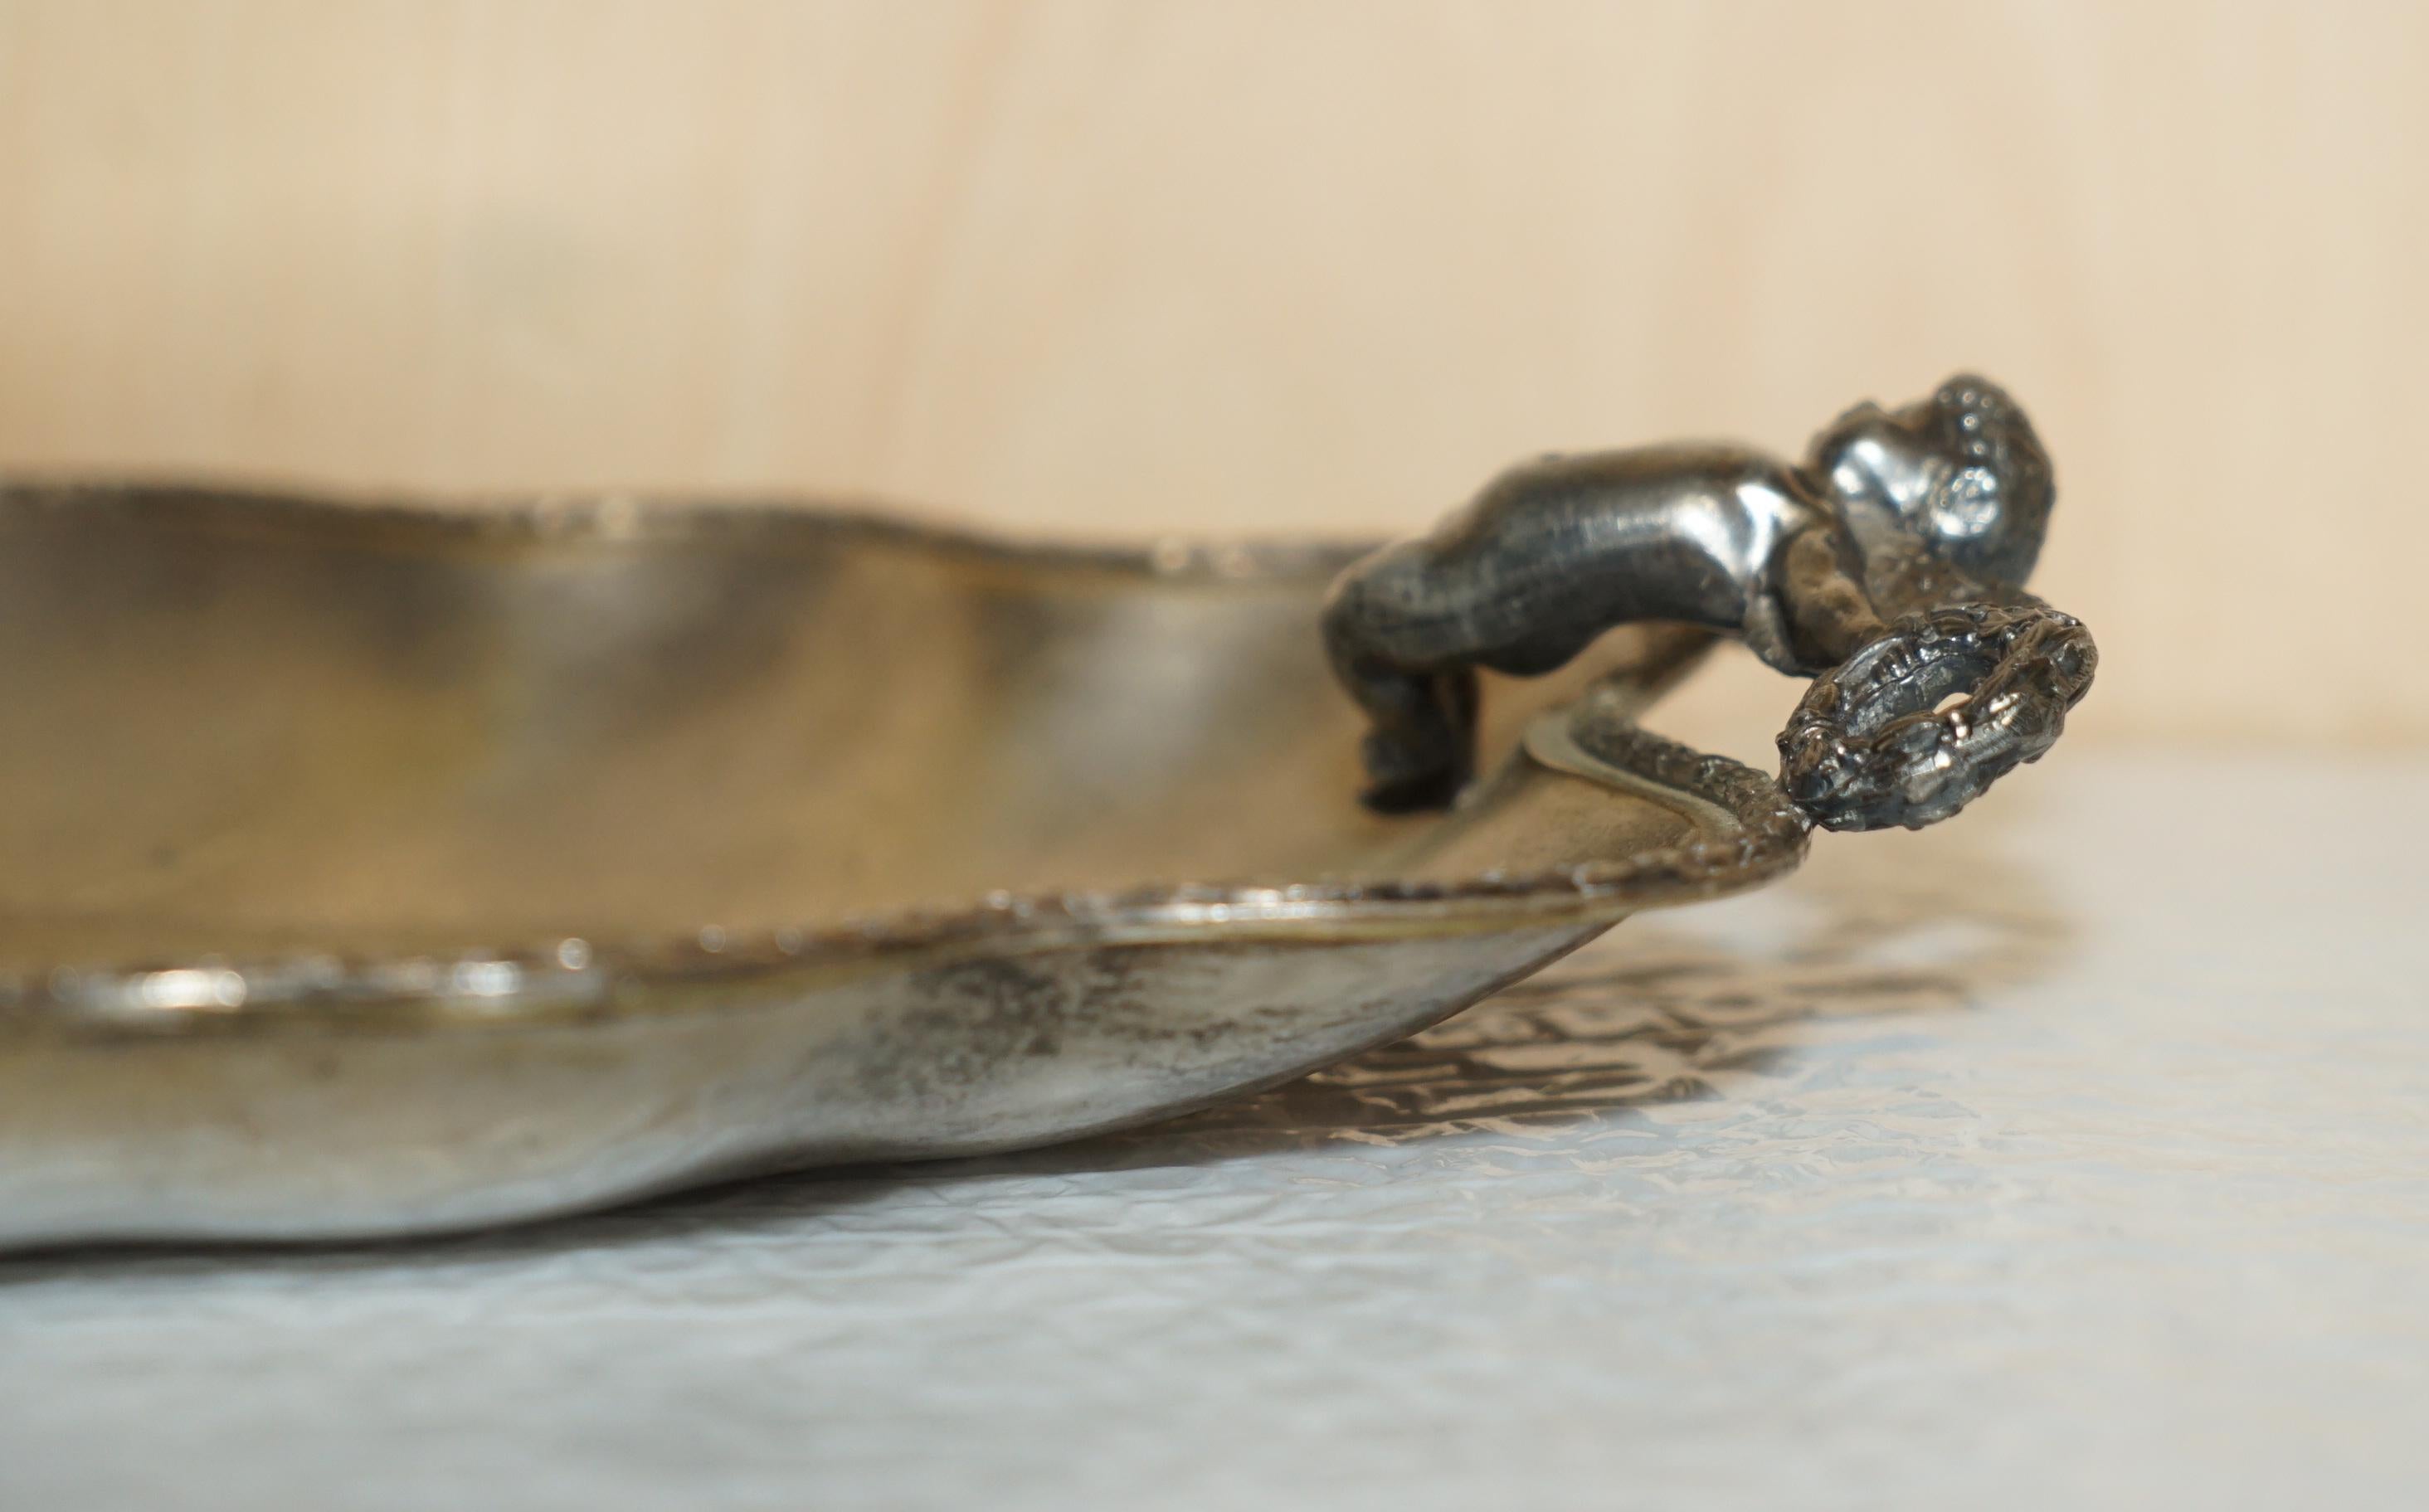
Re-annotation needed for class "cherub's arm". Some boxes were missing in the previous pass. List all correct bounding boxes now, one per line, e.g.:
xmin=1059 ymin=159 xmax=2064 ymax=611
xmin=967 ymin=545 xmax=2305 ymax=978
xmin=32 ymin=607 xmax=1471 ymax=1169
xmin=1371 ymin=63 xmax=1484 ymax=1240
xmin=1773 ymin=522 xmax=1887 ymax=670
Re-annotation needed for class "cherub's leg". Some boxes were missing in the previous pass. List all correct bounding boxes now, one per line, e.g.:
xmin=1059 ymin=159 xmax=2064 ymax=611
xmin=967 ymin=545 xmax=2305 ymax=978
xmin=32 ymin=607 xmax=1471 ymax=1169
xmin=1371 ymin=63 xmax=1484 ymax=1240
xmin=1331 ymin=541 xmax=1496 ymax=810
xmin=1327 ymin=649 xmax=1478 ymax=812
xmin=1321 ymin=543 xmax=1492 ymax=810
xmin=1322 ymin=541 xmax=1595 ymax=812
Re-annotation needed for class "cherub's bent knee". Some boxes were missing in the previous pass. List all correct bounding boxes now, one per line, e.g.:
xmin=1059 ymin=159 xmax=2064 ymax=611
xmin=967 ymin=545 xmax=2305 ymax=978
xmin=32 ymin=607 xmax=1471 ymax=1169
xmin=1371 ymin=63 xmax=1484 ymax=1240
xmin=1322 ymin=543 xmax=1477 ymax=673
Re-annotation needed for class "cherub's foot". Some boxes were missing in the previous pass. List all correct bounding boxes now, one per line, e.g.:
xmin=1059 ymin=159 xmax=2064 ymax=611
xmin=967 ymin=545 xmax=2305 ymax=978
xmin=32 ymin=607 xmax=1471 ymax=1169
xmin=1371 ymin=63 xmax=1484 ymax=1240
xmin=1778 ymin=602 xmax=2096 ymax=831
xmin=1360 ymin=766 xmax=1465 ymax=813
xmin=1357 ymin=728 xmax=1471 ymax=814
xmin=1351 ymin=666 xmax=1480 ymax=813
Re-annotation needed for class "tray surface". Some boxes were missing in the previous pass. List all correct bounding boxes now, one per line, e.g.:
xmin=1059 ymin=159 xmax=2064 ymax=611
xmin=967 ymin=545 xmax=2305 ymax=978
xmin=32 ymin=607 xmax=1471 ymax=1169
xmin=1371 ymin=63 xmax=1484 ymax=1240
xmin=0 ymin=484 xmax=1803 ymax=1245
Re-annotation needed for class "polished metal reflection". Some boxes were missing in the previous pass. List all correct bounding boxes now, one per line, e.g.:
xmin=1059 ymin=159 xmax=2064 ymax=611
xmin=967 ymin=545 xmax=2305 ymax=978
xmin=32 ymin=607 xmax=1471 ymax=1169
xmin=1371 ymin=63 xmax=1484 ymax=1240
xmin=0 ymin=484 xmax=1801 ymax=1247
xmin=1322 ymin=374 xmax=2096 ymax=829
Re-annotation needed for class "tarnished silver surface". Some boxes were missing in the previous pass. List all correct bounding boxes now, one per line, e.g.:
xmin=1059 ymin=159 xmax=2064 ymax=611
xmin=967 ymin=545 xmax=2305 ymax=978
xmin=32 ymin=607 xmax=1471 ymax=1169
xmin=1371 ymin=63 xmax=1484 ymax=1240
xmin=0 ymin=483 xmax=1803 ymax=1247
xmin=1323 ymin=375 xmax=2097 ymax=829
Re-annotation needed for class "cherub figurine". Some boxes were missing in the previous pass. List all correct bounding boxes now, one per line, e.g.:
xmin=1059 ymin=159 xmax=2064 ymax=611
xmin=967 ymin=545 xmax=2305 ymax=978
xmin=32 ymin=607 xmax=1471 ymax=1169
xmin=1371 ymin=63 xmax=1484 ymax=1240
xmin=1322 ymin=375 xmax=2097 ymax=831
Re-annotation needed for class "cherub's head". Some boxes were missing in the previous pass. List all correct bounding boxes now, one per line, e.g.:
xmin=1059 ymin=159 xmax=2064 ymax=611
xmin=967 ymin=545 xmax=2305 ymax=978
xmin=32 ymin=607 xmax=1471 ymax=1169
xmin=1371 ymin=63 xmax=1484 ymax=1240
xmin=1804 ymin=375 xmax=2054 ymax=586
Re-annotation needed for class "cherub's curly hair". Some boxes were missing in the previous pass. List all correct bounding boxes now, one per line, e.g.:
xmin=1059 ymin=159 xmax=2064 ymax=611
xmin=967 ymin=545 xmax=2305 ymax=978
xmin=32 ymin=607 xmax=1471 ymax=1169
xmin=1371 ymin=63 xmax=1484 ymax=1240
xmin=1924 ymin=374 xmax=2053 ymax=585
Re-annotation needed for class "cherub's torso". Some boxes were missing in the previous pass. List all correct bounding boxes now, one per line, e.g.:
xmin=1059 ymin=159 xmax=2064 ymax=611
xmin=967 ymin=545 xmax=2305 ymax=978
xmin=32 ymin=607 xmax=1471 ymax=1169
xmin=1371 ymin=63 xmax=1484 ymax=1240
xmin=1421 ymin=441 xmax=1823 ymax=665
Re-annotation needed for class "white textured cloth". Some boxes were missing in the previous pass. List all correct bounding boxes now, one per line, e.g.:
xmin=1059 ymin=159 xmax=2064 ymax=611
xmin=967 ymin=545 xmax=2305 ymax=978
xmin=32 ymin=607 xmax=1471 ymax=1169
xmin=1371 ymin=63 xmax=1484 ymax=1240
xmin=3 ymin=752 xmax=2424 ymax=1511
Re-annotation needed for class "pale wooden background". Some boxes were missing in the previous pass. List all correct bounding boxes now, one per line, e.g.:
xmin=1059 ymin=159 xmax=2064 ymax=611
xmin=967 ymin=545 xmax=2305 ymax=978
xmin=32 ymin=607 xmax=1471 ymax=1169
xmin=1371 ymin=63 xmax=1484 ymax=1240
xmin=2 ymin=1 xmax=2423 ymax=747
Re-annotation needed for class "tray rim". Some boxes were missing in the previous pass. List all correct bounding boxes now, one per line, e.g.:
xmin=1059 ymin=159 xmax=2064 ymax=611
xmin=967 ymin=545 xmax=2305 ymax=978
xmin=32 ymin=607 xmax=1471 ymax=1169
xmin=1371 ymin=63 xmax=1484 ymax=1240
xmin=0 ymin=472 xmax=1380 ymax=581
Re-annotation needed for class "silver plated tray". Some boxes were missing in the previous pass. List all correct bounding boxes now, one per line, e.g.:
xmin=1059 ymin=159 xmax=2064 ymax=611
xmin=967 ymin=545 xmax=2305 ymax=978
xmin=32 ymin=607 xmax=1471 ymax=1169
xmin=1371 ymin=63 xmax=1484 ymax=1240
xmin=0 ymin=484 xmax=1801 ymax=1246
xmin=0 ymin=375 xmax=2095 ymax=1247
